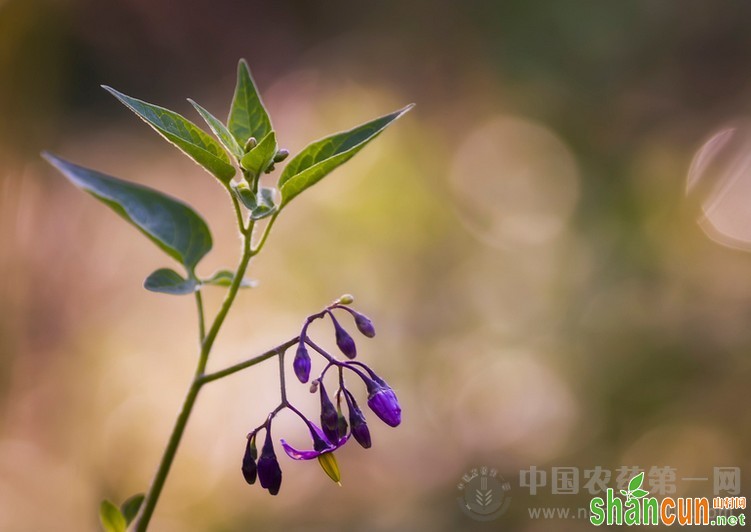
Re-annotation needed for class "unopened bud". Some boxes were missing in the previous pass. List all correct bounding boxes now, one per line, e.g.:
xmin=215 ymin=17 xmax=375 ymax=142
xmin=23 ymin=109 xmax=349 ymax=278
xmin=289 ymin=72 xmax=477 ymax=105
xmin=241 ymin=434 xmax=258 ymax=484
xmin=330 ymin=314 xmax=357 ymax=359
xmin=244 ymin=137 xmax=257 ymax=152
xmin=293 ymin=342 xmax=311 ymax=383
xmin=273 ymin=149 xmax=290 ymax=163
xmin=337 ymin=294 xmax=355 ymax=305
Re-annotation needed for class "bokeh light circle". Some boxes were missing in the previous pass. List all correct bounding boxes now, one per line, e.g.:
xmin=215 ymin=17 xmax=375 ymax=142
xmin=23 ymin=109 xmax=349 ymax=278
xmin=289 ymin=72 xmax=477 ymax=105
xmin=449 ymin=116 xmax=580 ymax=249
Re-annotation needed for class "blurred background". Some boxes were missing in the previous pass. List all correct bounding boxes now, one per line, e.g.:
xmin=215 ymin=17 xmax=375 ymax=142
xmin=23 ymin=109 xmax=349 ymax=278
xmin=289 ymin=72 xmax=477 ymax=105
xmin=1 ymin=0 xmax=751 ymax=530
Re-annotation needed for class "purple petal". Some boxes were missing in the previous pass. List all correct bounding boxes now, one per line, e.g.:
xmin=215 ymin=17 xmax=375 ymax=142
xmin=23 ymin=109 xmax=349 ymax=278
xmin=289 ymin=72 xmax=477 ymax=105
xmin=279 ymin=429 xmax=350 ymax=461
xmin=280 ymin=439 xmax=325 ymax=460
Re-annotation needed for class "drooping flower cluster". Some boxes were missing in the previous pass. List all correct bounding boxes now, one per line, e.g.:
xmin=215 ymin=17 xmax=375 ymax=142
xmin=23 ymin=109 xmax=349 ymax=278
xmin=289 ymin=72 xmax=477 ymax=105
xmin=241 ymin=295 xmax=401 ymax=495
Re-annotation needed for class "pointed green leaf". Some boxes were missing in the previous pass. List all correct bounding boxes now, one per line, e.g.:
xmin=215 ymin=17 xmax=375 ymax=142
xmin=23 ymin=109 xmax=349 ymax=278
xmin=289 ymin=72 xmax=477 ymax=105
xmin=228 ymin=59 xmax=272 ymax=147
xmin=240 ymin=131 xmax=277 ymax=178
xmin=103 ymin=86 xmax=236 ymax=182
xmin=278 ymin=104 xmax=413 ymax=207
xmin=628 ymin=472 xmax=644 ymax=492
xmin=631 ymin=489 xmax=649 ymax=499
xmin=188 ymin=98 xmax=244 ymax=160
xmin=99 ymin=500 xmax=126 ymax=532
xmin=144 ymin=268 xmax=198 ymax=295
xmin=204 ymin=269 xmax=257 ymax=288
xmin=620 ymin=489 xmax=630 ymax=497
xmin=43 ymin=153 xmax=213 ymax=270
xmin=120 ymin=493 xmax=145 ymax=525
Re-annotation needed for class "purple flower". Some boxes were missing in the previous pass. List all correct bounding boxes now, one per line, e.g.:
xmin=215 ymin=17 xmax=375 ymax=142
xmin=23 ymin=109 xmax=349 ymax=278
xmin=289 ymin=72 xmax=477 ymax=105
xmin=365 ymin=378 xmax=401 ymax=427
xmin=257 ymin=428 xmax=282 ymax=495
xmin=318 ymin=382 xmax=340 ymax=443
xmin=344 ymin=390 xmax=371 ymax=448
xmin=293 ymin=341 xmax=311 ymax=383
xmin=280 ymin=422 xmax=348 ymax=460
xmin=330 ymin=313 xmax=357 ymax=358
xmin=241 ymin=434 xmax=258 ymax=484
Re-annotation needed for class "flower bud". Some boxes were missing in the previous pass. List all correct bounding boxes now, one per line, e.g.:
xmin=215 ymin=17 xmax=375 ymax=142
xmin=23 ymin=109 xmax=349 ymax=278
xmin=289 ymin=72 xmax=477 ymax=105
xmin=257 ymin=428 xmax=282 ymax=495
xmin=319 ymin=382 xmax=339 ymax=443
xmin=244 ymin=136 xmax=257 ymax=152
xmin=273 ymin=149 xmax=290 ymax=163
xmin=309 ymin=379 xmax=319 ymax=393
xmin=344 ymin=391 xmax=371 ymax=448
xmin=365 ymin=379 xmax=402 ymax=427
xmin=293 ymin=342 xmax=311 ymax=383
xmin=241 ymin=434 xmax=258 ymax=484
xmin=330 ymin=314 xmax=357 ymax=359
xmin=336 ymin=397 xmax=349 ymax=440
xmin=352 ymin=311 xmax=375 ymax=338
xmin=337 ymin=294 xmax=355 ymax=305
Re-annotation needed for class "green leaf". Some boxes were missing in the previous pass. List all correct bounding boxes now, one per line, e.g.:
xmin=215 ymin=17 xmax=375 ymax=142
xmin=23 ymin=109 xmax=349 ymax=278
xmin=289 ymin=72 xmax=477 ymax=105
xmin=230 ymin=183 xmax=277 ymax=220
xmin=249 ymin=187 xmax=277 ymax=220
xmin=43 ymin=153 xmax=213 ymax=270
xmin=144 ymin=268 xmax=198 ymax=295
xmin=231 ymin=182 xmax=257 ymax=211
xmin=240 ymin=131 xmax=277 ymax=178
xmin=189 ymin=98 xmax=244 ymax=160
xmin=102 ymin=86 xmax=236 ymax=183
xmin=628 ymin=472 xmax=644 ymax=492
xmin=228 ymin=59 xmax=272 ymax=147
xmin=278 ymin=104 xmax=413 ymax=207
xmin=631 ymin=489 xmax=649 ymax=499
xmin=204 ymin=269 xmax=257 ymax=288
xmin=120 ymin=493 xmax=145 ymax=525
xmin=99 ymin=500 xmax=126 ymax=532
xmin=620 ymin=489 xmax=630 ymax=497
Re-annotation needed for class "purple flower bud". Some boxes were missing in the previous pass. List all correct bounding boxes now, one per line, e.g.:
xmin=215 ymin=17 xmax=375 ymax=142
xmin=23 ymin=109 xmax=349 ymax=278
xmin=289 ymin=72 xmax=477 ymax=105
xmin=330 ymin=314 xmax=357 ymax=358
xmin=365 ymin=379 xmax=402 ymax=427
xmin=336 ymin=306 xmax=376 ymax=338
xmin=352 ymin=311 xmax=376 ymax=338
xmin=344 ymin=390 xmax=371 ymax=448
xmin=293 ymin=342 xmax=311 ymax=383
xmin=241 ymin=434 xmax=258 ymax=484
xmin=319 ymin=382 xmax=339 ymax=443
xmin=257 ymin=428 xmax=282 ymax=495
xmin=336 ymin=395 xmax=349 ymax=440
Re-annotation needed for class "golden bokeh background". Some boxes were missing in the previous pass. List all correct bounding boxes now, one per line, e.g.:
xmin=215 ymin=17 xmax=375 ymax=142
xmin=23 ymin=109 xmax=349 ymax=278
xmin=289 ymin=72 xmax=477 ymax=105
xmin=1 ymin=1 xmax=750 ymax=530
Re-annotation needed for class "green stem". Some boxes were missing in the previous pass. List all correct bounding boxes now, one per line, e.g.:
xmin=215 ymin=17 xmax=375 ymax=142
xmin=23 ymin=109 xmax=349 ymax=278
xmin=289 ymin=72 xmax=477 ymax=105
xmin=199 ymin=336 xmax=299 ymax=385
xmin=194 ymin=291 xmax=206 ymax=343
xmin=133 ymin=186 xmax=283 ymax=530
xmin=135 ymin=216 xmax=257 ymax=531
xmin=133 ymin=380 xmax=201 ymax=532
xmin=251 ymin=212 xmax=279 ymax=255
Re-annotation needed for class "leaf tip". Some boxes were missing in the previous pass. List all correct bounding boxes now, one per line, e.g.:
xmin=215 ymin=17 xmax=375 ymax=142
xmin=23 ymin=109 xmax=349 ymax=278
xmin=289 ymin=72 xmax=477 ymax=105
xmin=40 ymin=151 xmax=65 ymax=171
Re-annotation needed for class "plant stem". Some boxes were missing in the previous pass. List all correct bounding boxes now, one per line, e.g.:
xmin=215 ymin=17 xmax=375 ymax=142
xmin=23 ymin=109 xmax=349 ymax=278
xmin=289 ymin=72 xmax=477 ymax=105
xmin=278 ymin=343 xmax=288 ymax=404
xmin=133 ymin=380 xmax=201 ymax=532
xmin=199 ymin=336 xmax=299 ymax=385
xmin=194 ymin=291 xmax=206 ymax=343
xmin=134 ymin=185 xmax=284 ymax=530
